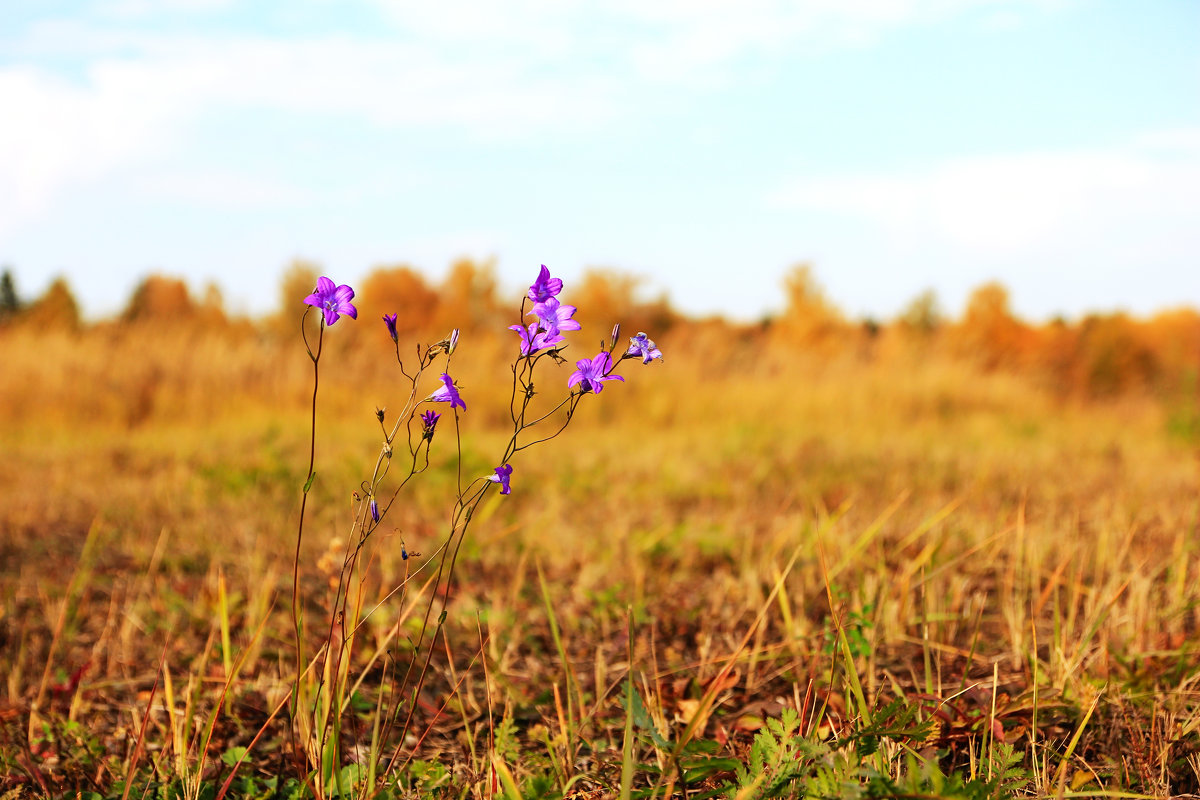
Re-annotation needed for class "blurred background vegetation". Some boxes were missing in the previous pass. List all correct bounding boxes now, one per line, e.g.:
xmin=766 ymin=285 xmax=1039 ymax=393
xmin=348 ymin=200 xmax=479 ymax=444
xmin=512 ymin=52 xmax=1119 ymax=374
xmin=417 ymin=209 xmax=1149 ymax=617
xmin=1 ymin=261 xmax=1197 ymax=431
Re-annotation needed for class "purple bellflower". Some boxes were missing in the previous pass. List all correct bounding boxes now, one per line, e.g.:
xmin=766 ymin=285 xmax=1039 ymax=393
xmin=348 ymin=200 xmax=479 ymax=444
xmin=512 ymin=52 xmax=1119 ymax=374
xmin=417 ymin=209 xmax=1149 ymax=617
xmin=488 ymin=464 xmax=513 ymax=495
xmin=421 ymin=409 xmax=441 ymax=439
xmin=529 ymin=296 xmax=581 ymax=337
xmin=625 ymin=332 xmax=663 ymax=364
xmin=510 ymin=322 xmax=564 ymax=356
xmin=304 ymin=276 xmax=357 ymax=326
xmin=370 ymin=498 xmax=380 ymax=523
xmin=528 ymin=265 xmax=563 ymax=304
xmin=428 ymin=373 xmax=466 ymax=411
xmin=569 ymin=351 xmax=624 ymax=395
xmin=383 ymin=313 xmax=398 ymax=342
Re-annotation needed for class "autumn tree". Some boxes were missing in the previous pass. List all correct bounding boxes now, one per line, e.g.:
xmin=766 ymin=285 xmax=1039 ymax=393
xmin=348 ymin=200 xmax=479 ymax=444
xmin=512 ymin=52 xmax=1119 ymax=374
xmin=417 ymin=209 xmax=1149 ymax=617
xmin=1141 ymin=308 xmax=1200 ymax=391
xmin=955 ymin=282 xmax=1030 ymax=369
xmin=773 ymin=263 xmax=845 ymax=349
xmin=570 ymin=267 xmax=677 ymax=342
xmin=123 ymin=275 xmax=197 ymax=322
xmin=22 ymin=276 xmax=81 ymax=331
xmin=272 ymin=259 xmax=322 ymax=338
xmin=356 ymin=265 xmax=440 ymax=342
xmin=898 ymin=289 xmax=943 ymax=338
xmin=1073 ymin=313 xmax=1159 ymax=397
xmin=432 ymin=258 xmax=501 ymax=333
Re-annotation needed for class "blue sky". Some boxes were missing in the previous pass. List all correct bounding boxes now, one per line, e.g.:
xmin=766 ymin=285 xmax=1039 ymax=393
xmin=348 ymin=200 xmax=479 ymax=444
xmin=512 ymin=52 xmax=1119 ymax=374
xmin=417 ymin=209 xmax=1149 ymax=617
xmin=2 ymin=0 xmax=1197 ymax=322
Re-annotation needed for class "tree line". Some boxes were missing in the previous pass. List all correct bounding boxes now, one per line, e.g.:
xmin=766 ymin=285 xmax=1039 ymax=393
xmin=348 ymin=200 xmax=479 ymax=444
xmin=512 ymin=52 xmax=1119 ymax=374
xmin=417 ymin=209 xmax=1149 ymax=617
xmin=2 ymin=260 xmax=1197 ymax=403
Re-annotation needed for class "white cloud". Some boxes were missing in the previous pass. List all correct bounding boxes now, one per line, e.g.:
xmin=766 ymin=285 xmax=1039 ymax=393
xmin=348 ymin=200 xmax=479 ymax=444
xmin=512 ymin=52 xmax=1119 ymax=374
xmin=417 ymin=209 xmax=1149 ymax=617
xmin=0 ymin=65 xmax=183 ymax=238
xmin=97 ymin=0 xmax=238 ymax=17
xmin=0 ymin=29 xmax=620 ymax=240
xmin=0 ymin=0 xmax=1079 ymax=243
xmin=129 ymin=169 xmax=313 ymax=208
xmin=768 ymin=133 xmax=1200 ymax=255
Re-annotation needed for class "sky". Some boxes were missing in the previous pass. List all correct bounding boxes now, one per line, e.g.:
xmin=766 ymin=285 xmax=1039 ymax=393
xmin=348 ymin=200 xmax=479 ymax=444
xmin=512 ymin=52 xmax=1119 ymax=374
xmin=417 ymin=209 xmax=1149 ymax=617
xmin=1 ymin=0 xmax=1197 ymax=323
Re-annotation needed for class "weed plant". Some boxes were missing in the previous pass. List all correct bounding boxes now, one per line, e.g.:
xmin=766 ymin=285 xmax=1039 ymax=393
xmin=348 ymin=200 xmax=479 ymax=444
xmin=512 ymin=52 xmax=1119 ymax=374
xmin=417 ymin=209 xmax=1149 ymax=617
xmin=269 ymin=267 xmax=664 ymax=798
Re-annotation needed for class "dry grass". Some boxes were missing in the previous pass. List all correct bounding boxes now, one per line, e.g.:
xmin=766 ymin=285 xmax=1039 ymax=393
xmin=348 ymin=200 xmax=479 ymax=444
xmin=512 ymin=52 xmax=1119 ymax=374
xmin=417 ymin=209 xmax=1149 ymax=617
xmin=1 ymin=311 xmax=1197 ymax=798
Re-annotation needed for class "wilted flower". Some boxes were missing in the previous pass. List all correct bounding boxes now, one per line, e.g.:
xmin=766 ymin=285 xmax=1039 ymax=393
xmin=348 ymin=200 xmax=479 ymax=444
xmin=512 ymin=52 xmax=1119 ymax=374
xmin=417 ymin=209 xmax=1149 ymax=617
xmin=510 ymin=322 xmax=564 ymax=356
xmin=625 ymin=332 xmax=663 ymax=364
xmin=430 ymin=328 xmax=461 ymax=357
xmin=421 ymin=409 xmax=441 ymax=439
xmin=569 ymin=352 xmax=624 ymax=395
xmin=487 ymin=464 xmax=513 ymax=495
xmin=304 ymin=276 xmax=357 ymax=326
xmin=428 ymin=373 xmax=466 ymax=411
xmin=527 ymin=264 xmax=563 ymax=304
xmin=383 ymin=313 xmax=398 ymax=342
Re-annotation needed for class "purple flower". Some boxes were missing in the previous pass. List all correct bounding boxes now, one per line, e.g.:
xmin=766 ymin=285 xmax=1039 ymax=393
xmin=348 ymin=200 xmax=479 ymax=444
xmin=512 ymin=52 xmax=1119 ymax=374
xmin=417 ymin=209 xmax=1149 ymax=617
xmin=529 ymin=296 xmax=581 ymax=337
xmin=370 ymin=498 xmax=380 ymax=523
xmin=509 ymin=322 xmax=564 ymax=356
xmin=304 ymin=276 xmax=357 ymax=326
xmin=569 ymin=351 xmax=624 ymax=395
xmin=421 ymin=409 xmax=441 ymax=439
xmin=527 ymin=264 xmax=563 ymax=304
xmin=383 ymin=313 xmax=398 ymax=343
xmin=625 ymin=332 xmax=663 ymax=364
xmin=428 ymin=373 xmax=466 ymax=411
xmin=448 ymin=328 xmax=460 ymax=355
xmin=487 ymin=464 xmax=513 ymax=495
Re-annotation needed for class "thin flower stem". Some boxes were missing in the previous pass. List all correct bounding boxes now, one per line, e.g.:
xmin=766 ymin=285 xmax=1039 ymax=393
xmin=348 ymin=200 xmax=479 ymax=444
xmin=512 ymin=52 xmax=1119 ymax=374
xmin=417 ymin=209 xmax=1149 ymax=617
xmin=521 ymin=392 xmax=577 ymax=428
xmin=290 ymin=313 xmax=324 ymax=779
xmin=383 ymin=479 xmax=489 ymax=775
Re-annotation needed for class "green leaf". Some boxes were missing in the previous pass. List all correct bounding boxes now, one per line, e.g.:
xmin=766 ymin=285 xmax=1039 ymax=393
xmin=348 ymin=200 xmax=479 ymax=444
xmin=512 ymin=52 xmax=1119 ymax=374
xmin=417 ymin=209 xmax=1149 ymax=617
xmin=221 ymin=746 xmax=248 ymax=767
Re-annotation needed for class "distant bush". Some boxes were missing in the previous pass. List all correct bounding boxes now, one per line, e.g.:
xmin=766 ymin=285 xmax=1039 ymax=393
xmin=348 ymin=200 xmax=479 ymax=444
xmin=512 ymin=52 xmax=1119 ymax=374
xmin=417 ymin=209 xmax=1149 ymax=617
xmin=21 ymin=276 xmax=81 ymax=331
xmin=123 ymin=274 xmax=198 ymax=322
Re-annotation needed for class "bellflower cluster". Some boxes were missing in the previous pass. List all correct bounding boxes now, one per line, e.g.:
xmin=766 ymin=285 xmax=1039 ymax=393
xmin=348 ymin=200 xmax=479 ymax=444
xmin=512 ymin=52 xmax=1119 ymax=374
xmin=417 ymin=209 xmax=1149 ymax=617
xmin=304 ymin=276 xmax=358 ymax=326
xmin=287 ymin=262 xmax=669 ymax=795
xmin=510 ymin=265 xmax=580 ymax=356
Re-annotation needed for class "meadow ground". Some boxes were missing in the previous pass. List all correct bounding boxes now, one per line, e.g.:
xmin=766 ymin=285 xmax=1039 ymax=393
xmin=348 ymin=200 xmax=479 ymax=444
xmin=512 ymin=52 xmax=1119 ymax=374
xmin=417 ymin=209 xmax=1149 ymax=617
xmin=1 ymin=313 xmax=1198 ymax=798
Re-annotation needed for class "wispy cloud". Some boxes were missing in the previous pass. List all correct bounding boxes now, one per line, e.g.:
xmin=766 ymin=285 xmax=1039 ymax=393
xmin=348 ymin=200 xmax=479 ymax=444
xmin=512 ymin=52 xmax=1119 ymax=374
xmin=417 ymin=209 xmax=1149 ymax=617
xmin=768 ymin=130 xmax=1200 ymax=255
xmin=0 ymin=0 xmax=1087 ymax=248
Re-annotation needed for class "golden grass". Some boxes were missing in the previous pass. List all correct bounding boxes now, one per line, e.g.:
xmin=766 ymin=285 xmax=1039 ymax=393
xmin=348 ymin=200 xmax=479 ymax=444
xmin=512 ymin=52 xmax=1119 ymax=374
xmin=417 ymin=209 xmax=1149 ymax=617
xmin=1 ymin=315 xmax=1197 ymax=797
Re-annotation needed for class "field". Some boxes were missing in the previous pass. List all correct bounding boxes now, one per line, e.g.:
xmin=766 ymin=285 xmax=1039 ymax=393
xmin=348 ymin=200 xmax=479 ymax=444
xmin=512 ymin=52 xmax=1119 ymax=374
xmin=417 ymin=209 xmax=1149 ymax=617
xmin=1 ymin=269 xmax=1198 ymax=799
